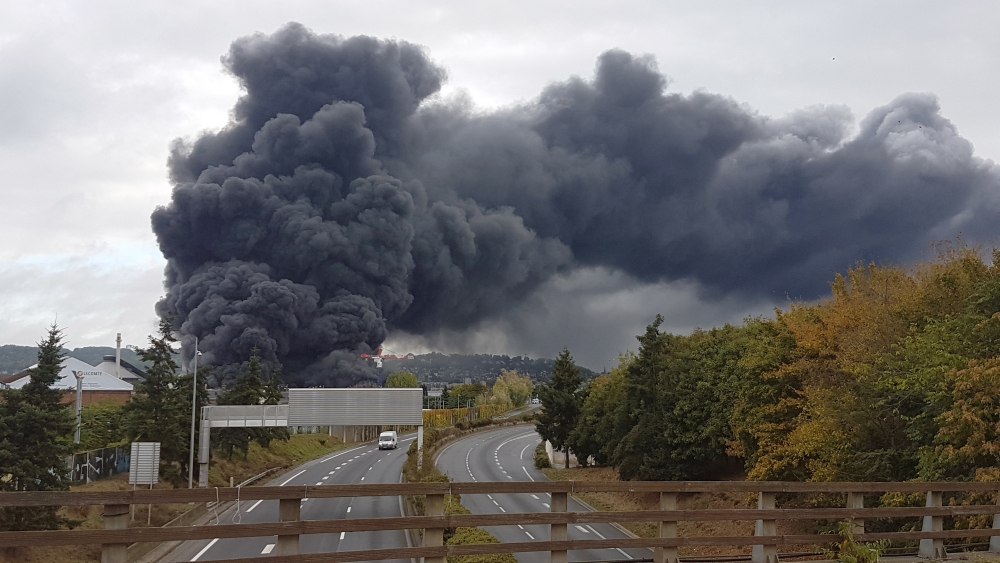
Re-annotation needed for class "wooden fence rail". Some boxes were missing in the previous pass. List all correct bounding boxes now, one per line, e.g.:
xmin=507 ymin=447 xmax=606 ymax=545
xmin=2 ymin=481 xmax=1000 ymax=563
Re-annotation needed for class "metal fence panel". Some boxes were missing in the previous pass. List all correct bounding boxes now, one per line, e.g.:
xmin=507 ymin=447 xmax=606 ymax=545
xmin=67 ymin=446 xmax=130 ymax=484
xmin=288 ymin=388 xmax=423 ymax=426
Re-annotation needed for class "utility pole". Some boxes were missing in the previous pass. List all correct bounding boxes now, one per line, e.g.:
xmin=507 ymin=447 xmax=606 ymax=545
xmin=74 ymin=371 xmax=84 ymax=444
xmin=187 ymin=337 xmax=200 ymax=489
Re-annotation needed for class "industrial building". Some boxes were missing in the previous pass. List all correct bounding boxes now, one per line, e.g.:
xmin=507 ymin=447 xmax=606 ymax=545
xmin=5 ymin=356 xmax=133 ymax=405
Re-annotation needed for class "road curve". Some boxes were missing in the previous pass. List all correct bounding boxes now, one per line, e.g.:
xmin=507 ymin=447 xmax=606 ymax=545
xmin=167 ymin=435 xmax=416 ymax=562
xmin=436 ymin=425 xmax=648 ymax=563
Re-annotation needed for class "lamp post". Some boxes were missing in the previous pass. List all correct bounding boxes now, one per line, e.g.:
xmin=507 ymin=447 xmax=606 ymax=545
xmin=74 ymin=371 xmax=84 ymax=444
xmin=187 ymin=337 xmax=201 ymax=489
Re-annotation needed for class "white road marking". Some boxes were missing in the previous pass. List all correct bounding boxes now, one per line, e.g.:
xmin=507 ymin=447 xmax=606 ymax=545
xmin=329 ymin=471 xmax=336 ymax=474
xmin=543 ymin=503 xmax=550 ymax=508
xmin=347 ymin=506 xmax=352 ymax=513
xmin=517 ymin=525 xmax=524 ymax=530
xmin=322 ymin=476 xmax=329 ymax=480
xmin=499 ymin=506 xmax=506 ymax=512
xmin=261 ymin=544 xmax=275 ymax=554
xmin=361 ymin=476 xmax=365 ymax=481
xmin=340 ymin=532 xmax=346 ymax=539
xmin=576 ymin=525 xmax=589 ymax=533
xmin=190 ymin=538 xmax=218 ymax=561
xmin=587 ymin=526 xmax=606 ymax=539
xmin=246 ymin=499 xmax=264 ymax=513
xmin=531 ymin=495 xmax=539 ymax=499
xmin=519 ymin=443 xmax=532 ymax=459
xmin=507 ymin=475 xmax=513 ymax=479
xmin=525 ymin=531 xmax=535 ymax=540
xmin=315 ymin=481 xmax=324 ymax=486
xmin=522 ymin=466 xmax=535 ymax=481
xmin=493 ymin=500 xmax=499 ymax=505
xmin=279 ymin=470 xmax=306 ymax=486
xmin=487 ymin=495 xmax=493 ymax=500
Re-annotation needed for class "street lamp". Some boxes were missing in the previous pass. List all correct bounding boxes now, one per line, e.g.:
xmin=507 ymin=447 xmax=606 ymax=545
xmin=187 ymin=337 xmax=202 ymax=489
xmin=74 ymin=371 xmax=84 ymax=444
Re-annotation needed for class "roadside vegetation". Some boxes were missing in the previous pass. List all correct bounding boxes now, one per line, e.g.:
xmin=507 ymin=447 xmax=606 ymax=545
xmin=539 ymin=245 xmax=1000 ymax=485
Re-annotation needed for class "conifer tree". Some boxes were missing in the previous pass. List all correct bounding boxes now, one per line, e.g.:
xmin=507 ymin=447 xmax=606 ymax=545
xmin=535 ymin=348 xmax=584 ymax=468
xmin=123 ymin=318 xmax=191 ymax=484
xmin=0 ymin=324 xmax=75 ymax=531
xmin=216 ymin=349 xmax=288 ymax=458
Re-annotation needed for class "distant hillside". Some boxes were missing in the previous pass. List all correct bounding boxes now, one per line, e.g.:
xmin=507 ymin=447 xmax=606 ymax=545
xmin=383 ymin=352 xmax=597 ymax=384
xmin=0 ymin=345 xmax=150 ymax=375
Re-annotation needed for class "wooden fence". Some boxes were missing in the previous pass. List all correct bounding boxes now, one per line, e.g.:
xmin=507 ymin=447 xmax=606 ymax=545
xmin=3 ymin=481 xmax=1000 ymax=563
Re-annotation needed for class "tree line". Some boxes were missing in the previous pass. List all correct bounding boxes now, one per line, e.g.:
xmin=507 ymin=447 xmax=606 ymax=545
xmin=537 ymin=245 xmax=1000 ymax=483
xmin=0 ymin=319 xmax=287 ymax=531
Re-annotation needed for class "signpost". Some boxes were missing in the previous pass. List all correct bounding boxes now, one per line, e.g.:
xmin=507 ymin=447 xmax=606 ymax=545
xmin=129 ymin=442 xmax=160 ymax=524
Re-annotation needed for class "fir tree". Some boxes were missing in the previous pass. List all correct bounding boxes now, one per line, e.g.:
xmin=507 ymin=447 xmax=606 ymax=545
xmin=535 ymin=348 xmax=584 ymax=468
xmin=216 ymin=349 xmax=288 ymax=458
xmin=0 ymin=324 xmax=75 ymax=531
xmin=123 ymin=318 xmax=191 ymax=485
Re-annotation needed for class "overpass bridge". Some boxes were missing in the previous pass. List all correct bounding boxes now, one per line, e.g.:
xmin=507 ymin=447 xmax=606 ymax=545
xmin=3 ymin=480 xmax=1000 ymax=563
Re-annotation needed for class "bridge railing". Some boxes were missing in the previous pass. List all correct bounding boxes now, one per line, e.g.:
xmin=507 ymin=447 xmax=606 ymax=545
xmin=2 ymin=481 xmax=1000 ymax=563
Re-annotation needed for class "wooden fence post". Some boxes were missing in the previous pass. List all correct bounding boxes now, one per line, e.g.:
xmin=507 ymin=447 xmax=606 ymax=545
xmin=655 ymin=492 xmax=679 ymax=563
xmin=277 ymin=497 xmax=300 ymax=556
xmin=551 ymin=491 xmax=568 ymax=563
xmin=101 ymin=503 xmax=129 ymax=563
xmin=991 ymin=489 xmax=1000 ymax=553
xmin=847 ymin=492 xmax=864 ymax=535
xmin=752 ymin=492 xmax=777 ymax=563
xmin=425 ymin=493 xmax=445 ymax=563
xmin=918 ymin=490 xmax=945 ymax=559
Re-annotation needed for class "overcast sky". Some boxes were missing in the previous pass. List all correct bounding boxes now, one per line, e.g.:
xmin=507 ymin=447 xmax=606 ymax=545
xmin=1 ymin=1 xmax=997 ymax=370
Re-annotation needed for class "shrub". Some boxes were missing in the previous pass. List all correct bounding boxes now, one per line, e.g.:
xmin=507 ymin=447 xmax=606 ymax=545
xmin=446 ymin=527 xmax=518 ymax=563
xmin=826 ymin=521 xmax=887 ymax=563
xmin=534 ymin=442 xmax=550 ymax=469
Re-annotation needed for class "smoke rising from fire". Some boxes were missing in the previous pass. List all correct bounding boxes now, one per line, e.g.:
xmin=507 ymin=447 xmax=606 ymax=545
xmin=153 ymin=23 xmax=1000 ymax=386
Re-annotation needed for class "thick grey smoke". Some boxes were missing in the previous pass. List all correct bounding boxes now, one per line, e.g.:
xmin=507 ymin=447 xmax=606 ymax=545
xmin=153 ymin=23 xmax=1000 ymax=386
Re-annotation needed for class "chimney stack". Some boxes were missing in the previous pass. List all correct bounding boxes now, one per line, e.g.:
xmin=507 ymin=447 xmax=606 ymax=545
xmin=116 ymin=333 xmax=122 ymax=379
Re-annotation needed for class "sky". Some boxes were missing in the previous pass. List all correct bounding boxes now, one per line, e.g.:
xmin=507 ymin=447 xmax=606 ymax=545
xmin=1 ymin=1 xmax=998 ymax=371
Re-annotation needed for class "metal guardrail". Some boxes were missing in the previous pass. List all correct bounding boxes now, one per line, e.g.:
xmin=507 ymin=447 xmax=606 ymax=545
xmin=2 ymin=481 xmax=1000 ymax=563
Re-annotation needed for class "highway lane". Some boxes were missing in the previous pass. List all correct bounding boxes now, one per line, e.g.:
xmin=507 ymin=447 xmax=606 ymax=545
xmin=437 ymin=425 xmax=648 ymax=563
xmin=167 ymin=434 xmax=417 ymax=562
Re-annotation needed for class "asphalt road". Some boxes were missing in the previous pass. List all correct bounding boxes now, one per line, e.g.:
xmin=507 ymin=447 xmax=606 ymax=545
xmin=167 ymin=435 xmax=417 ymax=562
xmin=436 ymin=425 xmax=650 ymax=563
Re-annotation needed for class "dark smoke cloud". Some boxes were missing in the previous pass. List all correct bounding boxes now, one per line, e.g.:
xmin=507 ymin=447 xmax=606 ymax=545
xmin=153 ymin=23 xmax=1000 ymax=386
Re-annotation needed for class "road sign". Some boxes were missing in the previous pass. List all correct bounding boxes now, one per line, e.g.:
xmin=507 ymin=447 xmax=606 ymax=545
xmin=129 ymin=442 xmax=160 ymax=485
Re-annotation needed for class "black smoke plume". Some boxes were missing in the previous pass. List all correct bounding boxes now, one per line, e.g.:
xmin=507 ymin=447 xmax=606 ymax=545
xmin=153 ymin=23 xmax=1000 ymax=387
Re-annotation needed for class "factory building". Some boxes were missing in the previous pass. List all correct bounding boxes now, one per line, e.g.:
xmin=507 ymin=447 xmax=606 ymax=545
xmin=5 ymin=356 xmax=133 ymax=405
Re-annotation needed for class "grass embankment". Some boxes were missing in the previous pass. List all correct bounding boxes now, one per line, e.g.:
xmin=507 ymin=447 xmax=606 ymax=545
xmin=1 ymin=434 xmax=348 ymax=563
xmin=208 ymin=433 xmax=349 ymax=486
xmin=541 ymin=465 xmax=763 ymax=557
xmin=541 ymin=465 xmax=833 ymax=557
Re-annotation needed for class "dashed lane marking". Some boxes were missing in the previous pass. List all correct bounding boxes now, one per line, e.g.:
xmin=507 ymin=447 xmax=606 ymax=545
xmin=340 ymin=532 xmax=345 ymax=540
xmin=542 ymin=503 xmax=550 ymax=508
xmin=576 ymin=526 xmax=589 ymax=533
xmin=531 ymin=495 xmax=539 ymax=499
xmin=246 ymin=499 xmax=264 ymax=513
xmin=279 ymin=470 xmax=306 ymax=486
xmin=525 ymin=531 xmax=535 ymax=540
xmin=499 ymin=506 xmax=505 ymax=512
xmin=261 ymin=544 xmax=274 ymax=555
xmin=190 ymin=538 xmax=218 ymax=561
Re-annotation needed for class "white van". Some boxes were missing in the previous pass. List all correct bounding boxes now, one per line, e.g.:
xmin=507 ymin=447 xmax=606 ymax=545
xmin=378 ymin=430 xmax=398 ymax=450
